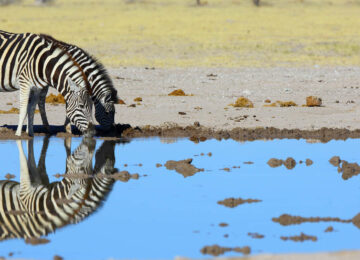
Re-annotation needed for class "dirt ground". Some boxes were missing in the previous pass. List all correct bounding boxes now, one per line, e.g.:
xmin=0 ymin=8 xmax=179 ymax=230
xmin=1 ymin=66 xmax=360 ymax=138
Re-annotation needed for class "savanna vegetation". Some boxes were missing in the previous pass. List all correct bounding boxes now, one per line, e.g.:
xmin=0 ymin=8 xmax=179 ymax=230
xmin=1 ymin=0 xmax=360 ymax=67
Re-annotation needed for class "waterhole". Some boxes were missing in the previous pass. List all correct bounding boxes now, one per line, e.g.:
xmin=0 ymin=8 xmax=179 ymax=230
xmin=0 ymin=136 xmax=359 ymax=259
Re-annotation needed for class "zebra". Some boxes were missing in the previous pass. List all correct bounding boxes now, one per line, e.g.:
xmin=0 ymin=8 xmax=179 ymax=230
xmin=36 ymin=34 xmax=119 ymax=132
xmin=0 ymin=137 xmax=116 ymax=242
xmin=0 ymin=30 xmax=94 ymax=136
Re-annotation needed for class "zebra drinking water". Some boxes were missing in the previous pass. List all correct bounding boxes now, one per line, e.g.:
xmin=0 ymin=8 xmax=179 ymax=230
xmin=37 ymin=34 xmax=119 ymax=132
xmin=0 ymin=30 xmax=94 ymax=136
xmin=0 ymin=137 xmax=117 ymax=242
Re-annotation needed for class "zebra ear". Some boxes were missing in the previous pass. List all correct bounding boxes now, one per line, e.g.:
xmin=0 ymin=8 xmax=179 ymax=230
xmin=68 ymin=78 xmax=80 ymax=94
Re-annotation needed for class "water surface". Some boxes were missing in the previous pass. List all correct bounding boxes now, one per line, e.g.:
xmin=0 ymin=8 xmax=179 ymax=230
xmin=0 ymin=137 xmax=359 ymax=259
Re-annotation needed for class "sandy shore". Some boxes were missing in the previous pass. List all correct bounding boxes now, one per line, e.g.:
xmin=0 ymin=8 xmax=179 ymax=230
xmin=1 ymin=66 xmax=360 ymax=133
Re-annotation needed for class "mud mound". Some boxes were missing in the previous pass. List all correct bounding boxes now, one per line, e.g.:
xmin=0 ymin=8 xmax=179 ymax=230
xmin=267 ymin=157 xmax=296 ymax=169
xmin=217 ymin=197 xmax=261 ymax=208
xmin=45 ymin=94 xmax=65 ymax=104
xmin=230 ymin=97 xmax=254 ymax=108
xmin=280 ymin=233 xmax=317 ymax=242
xmin=168 ymin=89 xmax=187 ymax=96
xmin=272 ymin=214 xmax=351 ymax=226
xmin=0 ymin=107 xmax=19 ymax=114
xmin=165 ymin=158 xmax=203 ymax=177
xmin=306 ymin=96 xmax=322 ymax=107
xmin=200 ymin=245 xmax=250 ymax=256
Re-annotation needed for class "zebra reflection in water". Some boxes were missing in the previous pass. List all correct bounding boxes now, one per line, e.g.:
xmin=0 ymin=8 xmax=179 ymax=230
xmin=0 ymin=137 xmax=117 ymax=243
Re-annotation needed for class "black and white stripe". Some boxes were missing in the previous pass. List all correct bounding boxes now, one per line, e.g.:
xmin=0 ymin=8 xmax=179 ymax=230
xmin=38 ymin=34 xmax=119 ymax=131
xmin=0 ymin=30 xmax=94 ymax=136
xmin=0 ymin=137 xmax=116 ymax=241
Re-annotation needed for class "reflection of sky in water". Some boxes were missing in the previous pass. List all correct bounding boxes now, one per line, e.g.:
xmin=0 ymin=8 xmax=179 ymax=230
xmin=0 ymin=137 xmax=360 ymax=259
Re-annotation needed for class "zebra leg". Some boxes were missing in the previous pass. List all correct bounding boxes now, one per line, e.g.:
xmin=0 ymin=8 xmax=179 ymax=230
xmin=64 ymin=116 xmax=72 ymax=134
xmin=37 ymin=135 xmax=50 ymax=185
xmin=26 ymin=89 xmax=41 ymax=137
xmin=16 ymin=140 xmax=32 ymax=192
xmin=16 ymin=85 xmax=31 ymax=136
xmin=38 ymin=87 xmax=50 ymax=133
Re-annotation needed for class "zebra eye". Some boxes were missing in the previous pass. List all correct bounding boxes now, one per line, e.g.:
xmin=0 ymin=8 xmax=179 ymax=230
xmin=79 ymin=104 xmax=84 ymax=109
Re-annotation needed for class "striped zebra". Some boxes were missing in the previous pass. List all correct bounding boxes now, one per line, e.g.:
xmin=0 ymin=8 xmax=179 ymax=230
xmin=0 ymin=137 xmax=116 ymax=242
xmin=0 ymin=30 xmax=94 ymax=136
xmin=37 ymin=34 xmax=119 ymax=132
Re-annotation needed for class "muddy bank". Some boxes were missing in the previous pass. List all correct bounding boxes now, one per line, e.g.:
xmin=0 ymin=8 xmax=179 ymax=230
xmin=200 ymin=245 xmax=250 ymax=257
xmin=280 ymin=233 xmax=317 ymax=242
xmin=3 ymin=124 xmax=360 ymax=142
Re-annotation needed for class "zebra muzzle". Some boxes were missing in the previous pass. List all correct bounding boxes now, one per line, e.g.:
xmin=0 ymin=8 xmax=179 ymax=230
xmin=84 ymin=122 xmax=96 ymax=137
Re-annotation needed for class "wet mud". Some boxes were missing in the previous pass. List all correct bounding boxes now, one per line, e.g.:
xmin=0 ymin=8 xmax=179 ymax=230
xmin=200 ymin=244 xmax=250 ymax=256
xmin=164 ymin=158 xmax=204 ymax=177
xmin=217 ymin=198 xmax=262 ymax=208
xmin=2 ymin=124 xmax=360 ymax=142
xmin=280 ymin=233 xmax=317 ymax=242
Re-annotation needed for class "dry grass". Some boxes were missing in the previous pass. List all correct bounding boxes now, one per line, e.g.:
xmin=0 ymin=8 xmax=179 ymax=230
xmin=1 ymin=0 xmax=360 ymax=67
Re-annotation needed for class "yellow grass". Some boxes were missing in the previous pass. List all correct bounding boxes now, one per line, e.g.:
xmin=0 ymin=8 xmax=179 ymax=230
xmin=1 ymin=0 xmax=360 ymax=67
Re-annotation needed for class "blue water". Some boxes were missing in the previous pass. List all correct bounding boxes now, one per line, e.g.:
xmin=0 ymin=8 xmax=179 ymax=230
xmin=0 ymin=137 xmax=360 ymax=259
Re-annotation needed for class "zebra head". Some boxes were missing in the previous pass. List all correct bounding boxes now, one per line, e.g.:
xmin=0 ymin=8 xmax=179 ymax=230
xmin=65 ymin=78 xmax=95 ymax=136
xmin=94 ymin=88 xmax=118 ymax=130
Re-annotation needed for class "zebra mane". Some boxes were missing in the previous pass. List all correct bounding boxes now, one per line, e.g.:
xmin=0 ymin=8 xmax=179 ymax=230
xmin=39 ymin=34 xmax=118 ymax=103
xmin=39 ymin=34 xmax=93 ymax=96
